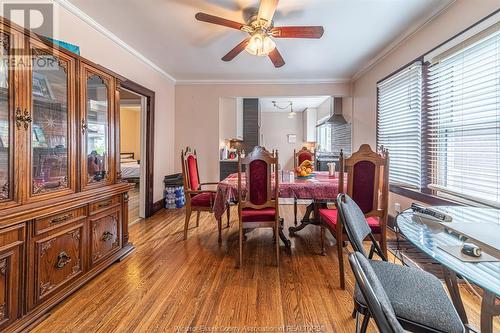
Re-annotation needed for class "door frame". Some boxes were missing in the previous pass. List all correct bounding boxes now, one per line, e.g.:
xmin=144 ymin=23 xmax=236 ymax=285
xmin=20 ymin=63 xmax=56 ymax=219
xmin=118 ymin=79 xmax=155 ymax=218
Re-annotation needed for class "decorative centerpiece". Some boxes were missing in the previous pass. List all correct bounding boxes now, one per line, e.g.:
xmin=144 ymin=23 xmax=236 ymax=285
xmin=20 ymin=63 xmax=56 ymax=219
xmin=295 ymin=160 xmax=315 ymax=178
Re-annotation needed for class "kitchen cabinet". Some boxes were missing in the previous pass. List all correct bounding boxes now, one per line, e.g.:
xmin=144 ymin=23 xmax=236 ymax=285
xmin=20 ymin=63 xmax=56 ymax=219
xmin=219 ymin=98 xmax=243 ymax=141
xmin=303 ymin=108 xmax=317 ymax=142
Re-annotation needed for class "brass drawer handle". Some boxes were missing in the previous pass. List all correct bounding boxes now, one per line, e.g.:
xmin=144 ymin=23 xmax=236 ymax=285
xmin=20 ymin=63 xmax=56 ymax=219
xmin=55 ymin=251 xmax=71 ymax=269
xmin=81 ymin=119 xmax=88 ymax=133
xmin=15 ymin=107 xmax=23 ymax=129
xmin=50 ymin=213 xmax=73 ymax=224
xmin=15 ymin=108 xmax=31 ymax=130
xmin=97 ymin=200 xmax=112 ymax=208
xmin=101 ymin=231 xmax=114 ymax=242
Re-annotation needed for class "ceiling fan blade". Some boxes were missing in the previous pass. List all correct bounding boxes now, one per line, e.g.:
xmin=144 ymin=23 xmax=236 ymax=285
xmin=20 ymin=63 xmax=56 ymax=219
xmin=272 ymin=26 xmax=324 ymax=38
xmin=257 ymin=0 xmax=279 ymax=28
xmin=195 ymin=12 xmax=245 ymax=30
xmin=269 ymin=48 xmax=285 ymax=68
xmin=222 ymin=38 xmax=251 ymax=61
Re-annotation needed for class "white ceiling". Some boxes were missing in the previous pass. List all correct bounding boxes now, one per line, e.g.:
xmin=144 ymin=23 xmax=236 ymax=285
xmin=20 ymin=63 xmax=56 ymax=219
xmin=260 ymin=96 xmax=330 ymax=112
xmin=65 ymin=0 xmax=453 ymax=82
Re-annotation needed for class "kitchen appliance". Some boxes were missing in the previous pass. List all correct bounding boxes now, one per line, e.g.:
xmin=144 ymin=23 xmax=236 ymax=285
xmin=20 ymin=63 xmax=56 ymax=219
xmin=316 ymin=152 xmax=339 ymax=172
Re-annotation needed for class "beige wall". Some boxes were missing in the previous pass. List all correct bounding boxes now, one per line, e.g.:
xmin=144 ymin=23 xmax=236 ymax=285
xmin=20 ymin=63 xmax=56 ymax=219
xmin=260 ymin=112 xmax=304 ymax=170
xmin=351 ymin=0 xmax=499 ymax=214
xmin=54 ymin=3 xmax=176 ymax=202
xmin=120 ymin=107 xmax=141 ymax=159
xmin=175 ymin=83 xmax=351 ymax=182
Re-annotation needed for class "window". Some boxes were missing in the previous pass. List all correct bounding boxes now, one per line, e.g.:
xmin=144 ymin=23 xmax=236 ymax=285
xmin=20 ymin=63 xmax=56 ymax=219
xmin=377 ymin=62 xmax=422 ymax=188
xmin=376 ymin=17 xmax=500 ymax=207
xmin=316 ymin=123 xmax=332 ymax=152
xmin=425 ymin=26 xmax=500 ymax=206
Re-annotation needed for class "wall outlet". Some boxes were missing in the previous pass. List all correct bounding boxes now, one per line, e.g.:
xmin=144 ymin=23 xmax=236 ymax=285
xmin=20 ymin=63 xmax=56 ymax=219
xmin=394 ymin=202 xmax=401 ymax=213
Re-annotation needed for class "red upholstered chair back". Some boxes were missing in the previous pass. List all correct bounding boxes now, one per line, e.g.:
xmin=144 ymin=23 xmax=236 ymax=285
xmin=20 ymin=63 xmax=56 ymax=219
xmin=181 ymin=147 xmax=200 ymax=191
xmin=341 ymin=144 xmax=389 ymax=219
xmin=294 ymin=147 xmax=315 ymax=168
xmin=238 ymin=146 xmax=279 ymax=210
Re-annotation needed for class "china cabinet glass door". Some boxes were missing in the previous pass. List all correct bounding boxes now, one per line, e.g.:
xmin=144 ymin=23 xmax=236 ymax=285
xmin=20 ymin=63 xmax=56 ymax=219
xmin=0 ymin=31 xmax=15 ymax=205
xmin=82 ymin=66 xmax=114 ymax=189
xmin=28 ymin=46 xmax=75 ymax=200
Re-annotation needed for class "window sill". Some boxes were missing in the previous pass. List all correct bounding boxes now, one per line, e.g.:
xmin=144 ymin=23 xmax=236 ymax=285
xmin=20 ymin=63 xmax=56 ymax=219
xmin=389 ymin=184 xmax=463 ymax=207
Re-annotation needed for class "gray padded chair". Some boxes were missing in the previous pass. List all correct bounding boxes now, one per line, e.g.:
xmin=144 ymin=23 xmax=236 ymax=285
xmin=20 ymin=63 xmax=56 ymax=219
xmin=337 ymin=194 xmax=465 ymax=333
xmin=349 ymin=252 xmax=408 ymax=333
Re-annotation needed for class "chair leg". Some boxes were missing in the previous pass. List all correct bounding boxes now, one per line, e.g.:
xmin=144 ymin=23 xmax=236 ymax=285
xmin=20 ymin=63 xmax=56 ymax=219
xmin=275 ymin=221 xmax=280 ymax=267
xmin=184 ymin=207 xmax=191 ymax=240
xmin=184 ymin=207 xmax=192 ymax=240
xmin=217 ymin=218 xmax=222 ymax=243
xmin=360 ymin=313 xmax=370 ymax=333
xmin=380 ymin=232 xmax=388 ymax=259
xmin=226 ymin=204 xmax=230 ymax=228
xmin=196 ymin=211 xmax=201 ymax=227
xmin=320 ymin=225 xmax=326 ymax=256
xmin=337 ymin=232 xmax=345 ymax=289
xmin=294 ymin=198 xmax=298 ymax=226
xmin=368 ymin=244 xmax=375 ymax=259
xmin=355 ymin=311 xmax=360 ymax=333
xmin=237 ymin=221 xmax=243 ymax=268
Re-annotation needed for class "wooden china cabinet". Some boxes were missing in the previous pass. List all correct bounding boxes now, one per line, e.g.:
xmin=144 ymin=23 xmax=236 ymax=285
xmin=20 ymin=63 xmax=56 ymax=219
xmin=0 ymin=18 xmax=134 ymax=332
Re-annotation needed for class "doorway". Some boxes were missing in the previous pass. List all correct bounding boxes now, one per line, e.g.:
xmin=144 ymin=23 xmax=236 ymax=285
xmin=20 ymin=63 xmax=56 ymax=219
xmin=119 ymin=79 xmax=155 ymax=220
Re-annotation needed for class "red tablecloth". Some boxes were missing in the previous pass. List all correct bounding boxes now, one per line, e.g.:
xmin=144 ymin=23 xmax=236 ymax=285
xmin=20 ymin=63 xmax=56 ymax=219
xmin=213 ymin=171 xmax=344 ymax=220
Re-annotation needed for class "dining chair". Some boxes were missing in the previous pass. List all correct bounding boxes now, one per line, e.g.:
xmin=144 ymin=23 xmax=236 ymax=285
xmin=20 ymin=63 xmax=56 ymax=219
xmin=319 ymin=144 xmax=389 ymax=289
xmin=181 ymin=147 xmax=229 ymax=242
xmin=341 ymin=195 xmax=465 ymax=333
xmin=348 ymin=252 xmax=408 ymax=333
xmin=293 ymin=146 xmax=315 ymax=225
xmin=237 ymin=146 xmax=280 ymax=268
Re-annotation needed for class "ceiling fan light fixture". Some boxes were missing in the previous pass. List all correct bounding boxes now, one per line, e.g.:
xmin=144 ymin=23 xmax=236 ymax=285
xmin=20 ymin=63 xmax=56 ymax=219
xmin=245 ymin=32 xmax=276 ymax=56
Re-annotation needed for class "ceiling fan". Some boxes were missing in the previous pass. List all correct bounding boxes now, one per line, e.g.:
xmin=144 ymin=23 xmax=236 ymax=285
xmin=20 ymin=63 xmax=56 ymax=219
xmin=195 ymin=0 xmax=324 ymax=68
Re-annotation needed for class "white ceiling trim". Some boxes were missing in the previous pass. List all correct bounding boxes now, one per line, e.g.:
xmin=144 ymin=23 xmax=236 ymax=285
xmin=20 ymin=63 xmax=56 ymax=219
xmin=176 ymin=78 xmax=351 ymax=85
xmin=351 ymin=0 xmax=456 ymax=81
xmin=54 ymin=0 xmax=176 ymax=83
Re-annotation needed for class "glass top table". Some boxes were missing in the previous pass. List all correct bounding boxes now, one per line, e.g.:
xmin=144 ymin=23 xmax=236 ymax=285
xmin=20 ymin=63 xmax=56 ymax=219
xmin=397 ymin=206 xmax=500 ymax=332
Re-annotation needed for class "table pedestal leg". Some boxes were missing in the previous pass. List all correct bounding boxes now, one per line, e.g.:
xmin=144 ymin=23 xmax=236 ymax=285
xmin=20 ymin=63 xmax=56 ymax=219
xmin=289 ymin=201 xmax=327 ymax=235
xmin=279 ymin=218 xmax=291 ymax=248
xmin=442 ymin=267 xmax=469 ymax=326
xmin=481 ymin=291 xmax=500 ymax=333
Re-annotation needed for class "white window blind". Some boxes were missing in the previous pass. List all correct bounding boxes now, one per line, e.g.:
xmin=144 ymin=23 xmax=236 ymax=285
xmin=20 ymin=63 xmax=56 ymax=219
xmin=426 ymin=28 xmax=500 ymax=206
xmin=377 ymin=62 xmax=422 ymax=188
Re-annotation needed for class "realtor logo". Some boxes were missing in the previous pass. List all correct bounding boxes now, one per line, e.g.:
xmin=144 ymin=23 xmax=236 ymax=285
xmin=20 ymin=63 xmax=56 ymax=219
xmin=1 ymin=2 xmax=54 ymax=37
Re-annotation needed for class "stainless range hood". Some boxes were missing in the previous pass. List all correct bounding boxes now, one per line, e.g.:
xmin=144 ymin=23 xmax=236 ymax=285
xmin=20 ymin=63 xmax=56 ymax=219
xmin=326 ymin=97 xmax=347 ymax=125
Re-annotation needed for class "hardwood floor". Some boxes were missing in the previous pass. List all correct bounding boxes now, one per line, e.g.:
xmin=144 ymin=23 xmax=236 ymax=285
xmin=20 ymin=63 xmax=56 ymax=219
xmin=31 ymin=204 xmax=498 ymax=333
xmin=128 ymin=183 xmax=141 ymax=224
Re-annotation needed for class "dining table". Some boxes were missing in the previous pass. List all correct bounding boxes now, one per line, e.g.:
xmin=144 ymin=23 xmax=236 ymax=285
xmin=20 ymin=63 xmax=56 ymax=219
xmin=213 ymin=171 xmax=345 ymax=247
xmin=397 ymin=206 xmax=500 ymax=333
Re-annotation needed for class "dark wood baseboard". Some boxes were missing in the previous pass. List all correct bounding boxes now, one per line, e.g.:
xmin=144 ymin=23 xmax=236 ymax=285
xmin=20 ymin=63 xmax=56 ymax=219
xmin=152 ymin=199 xmax=165 ymax=214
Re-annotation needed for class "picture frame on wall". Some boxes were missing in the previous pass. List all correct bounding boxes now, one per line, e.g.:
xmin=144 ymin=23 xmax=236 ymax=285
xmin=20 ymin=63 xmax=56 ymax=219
xmin=288 ymin=134 xmax=297 ymax=144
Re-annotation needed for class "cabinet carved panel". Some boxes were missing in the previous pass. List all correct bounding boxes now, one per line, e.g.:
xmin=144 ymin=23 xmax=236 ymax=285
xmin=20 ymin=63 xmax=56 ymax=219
xmin=0 ymin=257 xmax=8 ymax=323
xmin=0 ymin=224 xmax=24 ymax=331
xmin=90 ymin=208 xmax=121 ymax=266
xmin=33 ymin=224 xmax=84 ymax=306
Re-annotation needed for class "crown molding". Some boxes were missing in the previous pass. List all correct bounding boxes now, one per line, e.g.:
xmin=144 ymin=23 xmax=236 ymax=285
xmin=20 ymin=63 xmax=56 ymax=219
xmin=351 ymin=0 xmax=456 ymax=81
xmin=175 ymin=78 xmax=351 ymax=85
xmin=54 ymin=0 xmax=176 ymax=83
